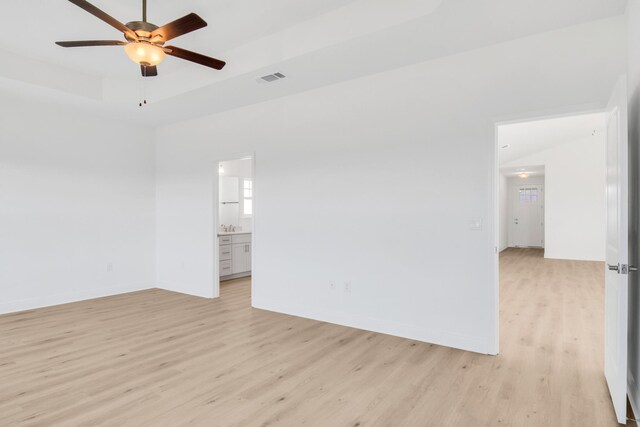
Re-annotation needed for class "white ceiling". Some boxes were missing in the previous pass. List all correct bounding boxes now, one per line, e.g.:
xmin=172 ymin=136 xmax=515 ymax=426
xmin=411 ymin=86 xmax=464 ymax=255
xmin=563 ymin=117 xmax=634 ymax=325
xmin=500 ymin=165 xmax=545 ymax=178
xmin=0 ymin=0 xmax=627 ymax=126
xmin=498 ymin=112 xmax=607 ymax=165
xmin=0 ymin=0 xmax=355 ymax=79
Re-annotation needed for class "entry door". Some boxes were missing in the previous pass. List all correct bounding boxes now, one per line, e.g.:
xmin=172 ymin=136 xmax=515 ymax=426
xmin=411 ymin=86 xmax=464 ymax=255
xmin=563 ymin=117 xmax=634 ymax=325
xmin=604 ymin=76 xmax=629 ymax=425
xmin=510 ymin=185 xmax=544 ymax=247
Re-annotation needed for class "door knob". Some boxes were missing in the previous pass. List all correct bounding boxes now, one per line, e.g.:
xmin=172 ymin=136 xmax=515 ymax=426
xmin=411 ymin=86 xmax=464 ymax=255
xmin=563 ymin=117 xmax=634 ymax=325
xmin=608 ymin=264 xmax=619 ymax=272
xmin=630 ymin=265 xmax=638 ymax=272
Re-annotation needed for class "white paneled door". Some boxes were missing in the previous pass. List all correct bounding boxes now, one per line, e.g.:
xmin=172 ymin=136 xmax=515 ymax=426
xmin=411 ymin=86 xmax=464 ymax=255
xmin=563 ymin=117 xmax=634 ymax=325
xmin=509 ymin=185 xmax=544 ymax=248
xmin=604 ymin=76 xmax=630 ymax=425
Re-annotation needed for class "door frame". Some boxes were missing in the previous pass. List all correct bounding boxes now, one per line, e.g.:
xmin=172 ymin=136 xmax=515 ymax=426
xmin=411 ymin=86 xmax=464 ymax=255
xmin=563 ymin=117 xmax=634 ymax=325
xmin=213 ymin=153 xmax=256 ymax=301
xmin=490 ymin=105 xmax=606 ymax=355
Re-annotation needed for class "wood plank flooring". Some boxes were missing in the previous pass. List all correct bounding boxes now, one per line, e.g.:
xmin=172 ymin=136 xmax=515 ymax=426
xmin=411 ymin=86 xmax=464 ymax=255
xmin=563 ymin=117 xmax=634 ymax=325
xmin=0 ymin=248 xmax=635 ymax=426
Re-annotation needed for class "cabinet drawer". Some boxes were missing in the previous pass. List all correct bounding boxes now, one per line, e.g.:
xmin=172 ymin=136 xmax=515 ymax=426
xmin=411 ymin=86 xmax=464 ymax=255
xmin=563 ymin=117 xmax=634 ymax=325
xmin=219 ymin=235 xmax=232 ymax=245
xmin=219 ymin=260 xmax=232 ymax=276
xmin=231 ymin=234 xmax=252 ymax=244
xmin=219 ymin=245 xmax=232 ymax=261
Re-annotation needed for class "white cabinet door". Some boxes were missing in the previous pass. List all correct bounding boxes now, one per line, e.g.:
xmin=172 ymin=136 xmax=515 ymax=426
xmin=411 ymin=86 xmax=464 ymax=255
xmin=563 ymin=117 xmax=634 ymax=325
xmin=231 ymin=243 xmax=252 ymax=274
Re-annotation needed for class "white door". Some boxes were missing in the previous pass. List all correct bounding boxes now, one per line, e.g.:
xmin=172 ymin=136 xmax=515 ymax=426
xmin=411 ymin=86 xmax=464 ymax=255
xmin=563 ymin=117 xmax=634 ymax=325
xmin=509 ymin=185 xmax=544 ymax=248
xmin=604 ymin=76 xmax=629 ymax=425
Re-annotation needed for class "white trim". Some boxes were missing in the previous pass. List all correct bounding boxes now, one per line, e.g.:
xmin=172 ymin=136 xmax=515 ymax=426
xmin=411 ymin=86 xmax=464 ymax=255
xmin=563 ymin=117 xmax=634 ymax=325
xmin=489 ymin=120 xmax=500 ymax=355
xmin=253 ymin=294 xmax=492 ymax=355
xmin=0 ymin=283 xmax=154 ymax=315
xmin=221 ymin=272 xmax=252 ymax=281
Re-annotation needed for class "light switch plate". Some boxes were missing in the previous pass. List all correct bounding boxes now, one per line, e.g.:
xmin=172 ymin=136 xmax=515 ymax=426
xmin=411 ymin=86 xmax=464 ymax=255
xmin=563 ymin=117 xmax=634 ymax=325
xmin=469 ymin=219 xmax=482 ymax=231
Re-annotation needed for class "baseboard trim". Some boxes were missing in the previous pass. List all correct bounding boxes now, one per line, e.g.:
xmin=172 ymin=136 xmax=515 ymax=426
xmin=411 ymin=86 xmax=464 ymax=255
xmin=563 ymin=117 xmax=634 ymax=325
xmin=156 ymin=283 xmax=214 ymax=299
xmin=252 ymin=294 xmax=491 ymax=355
xmin=629 ymin=374 xmax=639 ymax=424
xmin=542 ymin=253 xmax=605 ymax=262
xmin=221 ymin=272 xmax=251 ymax=281
xmin=0 ymin=283 xmax=155 ymax=315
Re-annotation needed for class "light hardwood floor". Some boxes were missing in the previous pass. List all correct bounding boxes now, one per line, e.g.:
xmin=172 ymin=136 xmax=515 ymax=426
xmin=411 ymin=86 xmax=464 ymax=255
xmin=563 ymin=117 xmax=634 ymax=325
xmin=0 ymin=248 xmax=635 ymax=426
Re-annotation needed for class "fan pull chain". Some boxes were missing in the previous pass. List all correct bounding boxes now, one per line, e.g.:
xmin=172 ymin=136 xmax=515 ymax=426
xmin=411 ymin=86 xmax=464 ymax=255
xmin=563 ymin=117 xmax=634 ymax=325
xmin=139 ymin=78 xmax=148 ymax=108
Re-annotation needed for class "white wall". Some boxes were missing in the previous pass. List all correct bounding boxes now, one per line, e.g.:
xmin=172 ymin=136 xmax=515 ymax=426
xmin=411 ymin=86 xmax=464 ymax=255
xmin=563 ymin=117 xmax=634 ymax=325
xmin=498 ymin=173 xmax=508 ymax=251
xmin=502 ymin=134 xmax=606 ymax=261
xmin=155 ymin=17 xmax=624 ymax=354
xmin=626 ymin=0 xmax=640 ymax=418
xmin=0 ymin=92 xmax=156 ymax=314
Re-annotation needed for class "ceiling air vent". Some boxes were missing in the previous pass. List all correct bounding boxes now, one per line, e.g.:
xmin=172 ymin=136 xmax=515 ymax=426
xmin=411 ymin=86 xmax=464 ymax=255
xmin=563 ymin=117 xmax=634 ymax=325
xmin=258 ymin=72 xmax=286 ymax=83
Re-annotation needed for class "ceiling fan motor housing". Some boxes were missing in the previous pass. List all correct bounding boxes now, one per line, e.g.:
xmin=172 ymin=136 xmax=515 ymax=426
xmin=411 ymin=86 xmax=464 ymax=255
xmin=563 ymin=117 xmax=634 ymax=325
xmin=125 ymin=21 xmax=162 ymax=43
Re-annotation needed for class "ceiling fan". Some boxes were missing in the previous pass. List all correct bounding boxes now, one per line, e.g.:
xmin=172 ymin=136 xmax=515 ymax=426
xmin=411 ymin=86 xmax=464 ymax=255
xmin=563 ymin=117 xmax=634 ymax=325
xmin=55 ymin=0 xmax=226 ymax=77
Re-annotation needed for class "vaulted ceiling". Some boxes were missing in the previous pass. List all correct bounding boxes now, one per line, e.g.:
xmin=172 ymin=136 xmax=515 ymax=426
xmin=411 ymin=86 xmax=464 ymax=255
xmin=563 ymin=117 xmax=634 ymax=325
xmin=498 ymin=112 xmax=607 ymax=165
xmin=0 ymin=0 xmax=627 ymax=126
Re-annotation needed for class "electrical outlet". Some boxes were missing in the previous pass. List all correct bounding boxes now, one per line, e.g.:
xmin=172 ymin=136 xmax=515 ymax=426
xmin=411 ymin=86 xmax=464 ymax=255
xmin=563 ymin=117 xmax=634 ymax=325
xmin=107 ymin=263 xmax=113 ymax=272
xmin=330 ymin=282 xmax=336 ymax=291
xmin=344 ymin=282 xmax=351 ymax=293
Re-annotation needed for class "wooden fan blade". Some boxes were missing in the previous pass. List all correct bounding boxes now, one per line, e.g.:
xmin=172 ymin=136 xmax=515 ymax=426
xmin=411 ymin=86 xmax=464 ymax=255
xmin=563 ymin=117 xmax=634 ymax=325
xmin=67 ymin=0 xmax=137 ymax=40
xmin=56 ymin=40 xmax=125 ymax=47
xmin=165 ymin=46 xmax=225 ymax=70
xmin=141 ymin=65 xmax=158 ymax=77
xmin=151 ymin=13 xmax=207 ymax=42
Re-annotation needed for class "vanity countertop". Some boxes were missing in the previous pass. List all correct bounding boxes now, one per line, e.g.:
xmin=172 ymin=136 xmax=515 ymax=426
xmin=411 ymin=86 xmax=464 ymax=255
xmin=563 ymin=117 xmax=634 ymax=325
xmin=218 ymin=231 xmax=252 ymax=236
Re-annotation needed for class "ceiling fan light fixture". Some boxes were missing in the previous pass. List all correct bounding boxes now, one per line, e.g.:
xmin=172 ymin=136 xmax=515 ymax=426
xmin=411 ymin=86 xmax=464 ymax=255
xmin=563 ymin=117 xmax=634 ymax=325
xmin=124 ymin=42 xmax=165 ymax=66
xmin=56 ymin=0 xmax=225 ymax=76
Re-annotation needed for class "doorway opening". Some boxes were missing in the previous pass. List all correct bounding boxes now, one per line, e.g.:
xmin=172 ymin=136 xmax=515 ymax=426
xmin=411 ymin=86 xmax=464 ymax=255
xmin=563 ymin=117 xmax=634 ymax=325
xmin=215 ymin=156 xmax=254 ymax=302
xmin=496 ymin=112 xmax=606 ymax=260
xmin=493 ymin=110 xmax=624 ymax=419
xmin=500 ymin=165 xmax=545 ymax=252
